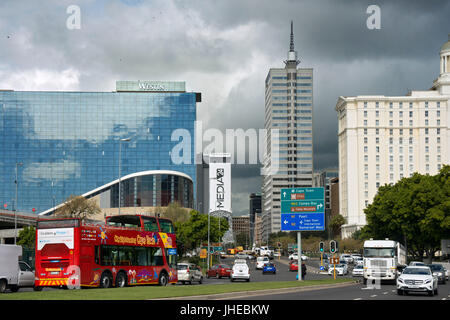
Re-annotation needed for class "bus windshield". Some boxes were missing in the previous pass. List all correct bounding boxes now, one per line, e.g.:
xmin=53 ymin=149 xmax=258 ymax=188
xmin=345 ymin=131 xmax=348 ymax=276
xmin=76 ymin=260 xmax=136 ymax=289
xmin=364 ymin=248 xmax=395 ymax=258
xmin=158 ymin=219 xmax=174 ymax=233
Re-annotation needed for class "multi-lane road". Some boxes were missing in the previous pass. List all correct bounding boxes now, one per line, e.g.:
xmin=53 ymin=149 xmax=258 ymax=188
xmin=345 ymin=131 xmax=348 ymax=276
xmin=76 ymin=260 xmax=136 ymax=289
xmin=196 ymin=256 xmax=450 ymax=300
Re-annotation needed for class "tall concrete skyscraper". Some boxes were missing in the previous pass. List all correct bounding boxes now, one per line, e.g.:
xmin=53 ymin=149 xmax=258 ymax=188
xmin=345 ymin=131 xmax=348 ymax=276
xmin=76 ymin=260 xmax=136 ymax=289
xmin=262 ymin=22 xmax=314 ymax=242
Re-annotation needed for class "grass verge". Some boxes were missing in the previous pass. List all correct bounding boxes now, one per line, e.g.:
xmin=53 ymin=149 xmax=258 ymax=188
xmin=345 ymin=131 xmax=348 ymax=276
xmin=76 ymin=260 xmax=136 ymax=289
xmin=0 ymin=278 xmax=355 ymax=300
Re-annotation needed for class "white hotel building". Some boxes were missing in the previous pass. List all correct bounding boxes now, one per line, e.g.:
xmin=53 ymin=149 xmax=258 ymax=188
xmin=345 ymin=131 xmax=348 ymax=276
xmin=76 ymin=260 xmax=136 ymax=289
xmin=335 ymin=35 xmax=450 ymax=238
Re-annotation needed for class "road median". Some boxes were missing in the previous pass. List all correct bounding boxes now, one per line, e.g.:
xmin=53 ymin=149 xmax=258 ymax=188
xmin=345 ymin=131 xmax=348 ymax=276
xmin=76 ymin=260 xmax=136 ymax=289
xmin=151 ymin=279 xmax=358 ymax=300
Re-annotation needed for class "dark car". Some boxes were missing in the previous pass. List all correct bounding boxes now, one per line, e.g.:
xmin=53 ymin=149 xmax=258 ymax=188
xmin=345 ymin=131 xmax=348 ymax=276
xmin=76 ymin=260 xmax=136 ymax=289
xmin=262 ymin=263 xmax=276 ymax=274
xmin=206 ymin=264 xmax=232 ymax=279
xmin=428 ymin=264 xmax=446 ymax=284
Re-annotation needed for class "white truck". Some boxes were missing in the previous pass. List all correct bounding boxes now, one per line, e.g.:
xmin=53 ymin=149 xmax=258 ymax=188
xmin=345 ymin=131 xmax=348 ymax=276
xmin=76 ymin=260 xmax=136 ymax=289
xmin=259 ymin=246 xmax=273 ymax=257
xmin=363 ymin=239 xmax=406 ymax=284
xmin=0 ymin=244 xmax=35 ymax=293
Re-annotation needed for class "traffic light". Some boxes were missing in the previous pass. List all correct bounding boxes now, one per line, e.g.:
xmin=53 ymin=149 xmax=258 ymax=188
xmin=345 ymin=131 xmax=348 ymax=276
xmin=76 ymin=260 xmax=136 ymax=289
xmin=330 ymin=240 xmax=336 ymax=253
xmin=319 ymin=241 xmax=324 ymax=253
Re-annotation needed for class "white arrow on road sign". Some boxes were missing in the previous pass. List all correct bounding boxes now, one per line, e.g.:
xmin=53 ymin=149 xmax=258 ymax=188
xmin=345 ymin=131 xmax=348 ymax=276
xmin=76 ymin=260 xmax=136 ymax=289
xmin=284 ymin=220 xmax=288 ymax=225
xmin=283 ymin=191 xmax=286 ymax=197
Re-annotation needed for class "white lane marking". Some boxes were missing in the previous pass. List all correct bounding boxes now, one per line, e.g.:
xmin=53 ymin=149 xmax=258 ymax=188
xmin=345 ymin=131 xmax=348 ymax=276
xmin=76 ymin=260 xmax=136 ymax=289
xmin=383 ymin=292 xmax=388 ymax=295
xmin=354 ymin=298 xmax=362 ymax=300
xmin=370 ymin=294 xmax=377 ymax=298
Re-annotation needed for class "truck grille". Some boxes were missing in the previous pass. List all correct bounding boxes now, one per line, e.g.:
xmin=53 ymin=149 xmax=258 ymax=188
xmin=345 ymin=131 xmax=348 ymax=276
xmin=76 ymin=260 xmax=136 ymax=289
xmin=370 ymin=260 xmax=387 ymax=268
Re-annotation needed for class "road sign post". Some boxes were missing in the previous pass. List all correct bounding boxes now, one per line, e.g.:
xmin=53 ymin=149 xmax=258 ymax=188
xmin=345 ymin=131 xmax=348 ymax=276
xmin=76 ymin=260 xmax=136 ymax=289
xmin=297 ymin=231 xmax=302 ymax=281
xmin=281 ymin=188 xmax=324 ymax=282
xmin=280 ymin=188 xmax=325 ymax=232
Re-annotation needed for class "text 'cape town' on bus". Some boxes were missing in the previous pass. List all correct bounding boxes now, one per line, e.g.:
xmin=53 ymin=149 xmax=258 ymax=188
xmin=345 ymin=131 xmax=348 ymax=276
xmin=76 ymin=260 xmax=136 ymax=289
xmin=34 ymin=214 xmax=178 ymax=290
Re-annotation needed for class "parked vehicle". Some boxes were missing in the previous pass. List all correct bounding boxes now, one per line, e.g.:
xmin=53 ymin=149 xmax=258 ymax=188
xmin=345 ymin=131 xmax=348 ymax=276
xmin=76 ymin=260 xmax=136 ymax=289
xmin=428 ymin=264 xmax=446 ymax=284
xmin=256 ymin=256 xmax=270 ymax=270
xmin=206 ymin=264 xmax=231 ymax=279
xmin=262 ymin=263 xmax=276 ymax=274
xmin=0 ymin=245 xmax=36 ymax=293
xmin=396 ymin=266 xmax=438 ymax=296
xmin=352 ymin=265 xmax=364 ymax=277
xmin=177 ymin=263 xmax=203 ymax=284
xmin=328 ymin=264 xmax=348 ymax=276
xmin=363 ymin=239 xmax=406 ymax=284
xmin=231 ymin=260 xmax=250 ymax=282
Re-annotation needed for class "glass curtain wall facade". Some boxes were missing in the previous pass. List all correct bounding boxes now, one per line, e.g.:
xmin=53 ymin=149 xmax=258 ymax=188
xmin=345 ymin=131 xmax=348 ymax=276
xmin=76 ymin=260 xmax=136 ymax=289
xmin=0 ymin=89 xmax=197 ymax=214
xmin=110 ymin=173 xmax=193 ymax=209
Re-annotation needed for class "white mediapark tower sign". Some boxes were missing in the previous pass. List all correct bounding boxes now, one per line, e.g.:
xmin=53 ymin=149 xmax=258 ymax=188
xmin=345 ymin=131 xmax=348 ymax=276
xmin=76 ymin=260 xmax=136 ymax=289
xmin=207 ymin=153 xmax=234 ymax=243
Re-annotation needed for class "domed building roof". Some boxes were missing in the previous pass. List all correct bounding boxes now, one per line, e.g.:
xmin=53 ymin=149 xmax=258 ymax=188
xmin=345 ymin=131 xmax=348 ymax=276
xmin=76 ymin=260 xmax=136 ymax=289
xmin=441 ymin=34 xmax=450 ymax=52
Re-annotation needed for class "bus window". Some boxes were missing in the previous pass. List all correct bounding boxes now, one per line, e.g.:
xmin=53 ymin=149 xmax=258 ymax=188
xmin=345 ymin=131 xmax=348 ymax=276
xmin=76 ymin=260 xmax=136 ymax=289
xmin=119 ymin=247 xmax=134 ymax=266
xmin=107 ymin=215 xmax=141 ymax=229
xmin=143 ymin=217 xmax=159 ymax=232
xmin=135 ymin=247 xmax=147 ymax=266
xmin=147 ymin=247 xmax=164 ymax=266
xmin=165 ymin=249 xmax=177 ymax=268
xmin=101 ymin=245 xmax=119 ymax=266
xmin=158 ymin=219 xmax=174 ymax=233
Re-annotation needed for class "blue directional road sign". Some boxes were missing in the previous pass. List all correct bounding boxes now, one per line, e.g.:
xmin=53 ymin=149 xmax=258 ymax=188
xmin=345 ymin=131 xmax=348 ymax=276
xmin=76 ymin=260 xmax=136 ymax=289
xmin=281 ymin=187 xmax=325 ymax=231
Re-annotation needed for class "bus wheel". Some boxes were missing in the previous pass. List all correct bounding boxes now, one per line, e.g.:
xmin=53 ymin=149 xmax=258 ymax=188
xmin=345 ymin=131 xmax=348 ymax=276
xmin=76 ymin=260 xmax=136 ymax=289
xmin=115 ymin=272 xmax=127 ymax=288
xmin=100 ymin=272 xmax=112 ymax=288
xmin=0 ymin=279 xmax=7 ymax=293
xmin=158 ymin=272 xmax=168 ymax=286
xmin=33 ymin=286 xmax=43 ymax=292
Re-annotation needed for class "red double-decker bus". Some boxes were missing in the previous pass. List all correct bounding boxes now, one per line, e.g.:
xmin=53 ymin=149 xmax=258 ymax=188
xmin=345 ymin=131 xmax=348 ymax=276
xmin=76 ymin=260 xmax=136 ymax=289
xmin=35 ymin=214 xmax=177 ymax=289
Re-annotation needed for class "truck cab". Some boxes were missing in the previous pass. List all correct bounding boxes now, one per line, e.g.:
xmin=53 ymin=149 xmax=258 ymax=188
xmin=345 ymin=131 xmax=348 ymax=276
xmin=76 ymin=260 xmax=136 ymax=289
xmin=363 ymin=239 xmax=406 ymax=284
xmin=0 ymin=245 xmax=36 ymax=293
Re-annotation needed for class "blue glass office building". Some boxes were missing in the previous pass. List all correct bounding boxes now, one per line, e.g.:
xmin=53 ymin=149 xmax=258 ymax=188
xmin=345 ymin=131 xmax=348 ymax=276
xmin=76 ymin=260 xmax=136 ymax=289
xmin=0 ymin=81 xmax=199 ymax=214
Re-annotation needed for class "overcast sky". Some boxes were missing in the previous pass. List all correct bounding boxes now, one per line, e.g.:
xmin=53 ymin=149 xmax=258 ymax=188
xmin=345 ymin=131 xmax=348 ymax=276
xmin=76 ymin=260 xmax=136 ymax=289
xmin=1 ymin=0 xmax=449 ymax=215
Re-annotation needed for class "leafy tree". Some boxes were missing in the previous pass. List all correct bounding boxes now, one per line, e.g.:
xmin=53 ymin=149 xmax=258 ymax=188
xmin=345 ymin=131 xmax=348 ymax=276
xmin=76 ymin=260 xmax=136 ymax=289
xmin=174 ymin=210 xmax=229 ymax=257
xmin=55 ymin=195 xmax=101 ymax=220
xmin=235 ymin=232 xmax=249 ymax=248
xmin=361 ymin=165 xmax=450 ymax=262
xmin=329 ymin=214 xmax=346 ymax=238
xmin=18 ymin=226 xmax=35 ymax=248
xmin=162 ymin=202 xmax=190 ymax=223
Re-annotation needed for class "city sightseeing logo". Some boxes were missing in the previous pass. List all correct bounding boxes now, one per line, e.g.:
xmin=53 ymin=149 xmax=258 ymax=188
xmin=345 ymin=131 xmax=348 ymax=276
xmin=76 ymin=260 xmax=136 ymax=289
xmin=98 ymin=227 xmax=108 ymax=244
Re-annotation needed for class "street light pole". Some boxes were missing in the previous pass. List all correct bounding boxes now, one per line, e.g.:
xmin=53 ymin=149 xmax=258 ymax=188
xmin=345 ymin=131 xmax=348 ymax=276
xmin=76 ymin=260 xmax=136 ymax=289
xmin=14 ymin=162 xmax=23 ymax=245
xmin=118 ymin=138 xmax=130 ymax=215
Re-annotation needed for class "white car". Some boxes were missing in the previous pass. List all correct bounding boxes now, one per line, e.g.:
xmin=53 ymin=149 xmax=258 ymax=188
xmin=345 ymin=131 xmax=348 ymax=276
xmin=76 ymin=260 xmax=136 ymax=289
xmin=352 ymin=265 xmax=364 ymax=277
xmin=397 ymin=266 xmax=438 ymax=296
xmin=340 ymin=254 xmax=353 ymax=264
xmin=231 ymin=260 xmax=250 ymax=282
xmin=289 ymin=253 xmax=308 ymax=261
xmin=351 ymin=254 xmax=362 ymax=263
xmin=177 ymin=263 xmax=203 ymax=284
xmin=256 ymin=256 xmax=270 ymax=270
xmin=328 ymin=264 xmax=348 ymax=276
xmin=354 ymin=257 xmax=364 ymax=266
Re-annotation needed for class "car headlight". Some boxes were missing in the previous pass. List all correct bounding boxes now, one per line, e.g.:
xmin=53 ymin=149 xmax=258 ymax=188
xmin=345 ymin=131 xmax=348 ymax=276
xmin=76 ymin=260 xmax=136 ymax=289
xmin=424 ymin=278 xmax=432 ymax=284
xmin=397 ymin=278 xmax=404 ymax=283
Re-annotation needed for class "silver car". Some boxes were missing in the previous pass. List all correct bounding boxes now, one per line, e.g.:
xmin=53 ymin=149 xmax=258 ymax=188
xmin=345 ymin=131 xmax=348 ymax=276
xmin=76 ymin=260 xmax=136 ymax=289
xmin=177 ymin=263 xmax=203 ymax=285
